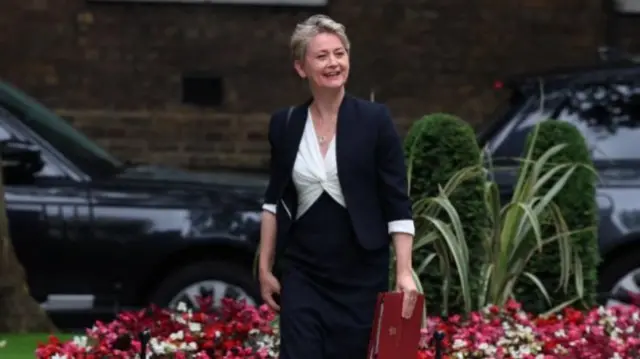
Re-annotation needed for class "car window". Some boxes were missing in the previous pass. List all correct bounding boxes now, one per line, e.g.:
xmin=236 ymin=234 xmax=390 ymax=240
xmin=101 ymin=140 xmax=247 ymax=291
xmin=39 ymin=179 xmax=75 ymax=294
xmin=0 ymin=122 xmax=11 ymax=142
xmin=0 ymin=107 xmax=66 ymax=179
xmin=491 ymin=92 xmax=566 ymax=161
xmin=1 ymin=82 xmax=122 ymax=178
xmin=558 ymin=82 xmax=640 ymax=161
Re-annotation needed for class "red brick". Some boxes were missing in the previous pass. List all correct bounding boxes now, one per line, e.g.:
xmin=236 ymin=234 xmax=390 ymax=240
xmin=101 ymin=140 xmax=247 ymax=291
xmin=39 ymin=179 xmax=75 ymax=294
xmin=1 ymin=0 xmax=634 ymax=169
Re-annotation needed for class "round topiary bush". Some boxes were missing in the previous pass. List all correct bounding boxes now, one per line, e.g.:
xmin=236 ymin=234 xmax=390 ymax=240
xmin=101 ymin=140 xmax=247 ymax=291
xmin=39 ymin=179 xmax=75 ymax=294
xmin=403 ymin=113 xmax=488 ymax=316
xmin=517 ymin=120 xmax=599 ymax=312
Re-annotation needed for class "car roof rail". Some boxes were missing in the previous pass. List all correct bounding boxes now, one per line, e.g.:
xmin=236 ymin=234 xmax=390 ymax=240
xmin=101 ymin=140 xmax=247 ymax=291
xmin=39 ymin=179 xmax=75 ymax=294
xmin=598 ymin=46 xmax=640 ymax=64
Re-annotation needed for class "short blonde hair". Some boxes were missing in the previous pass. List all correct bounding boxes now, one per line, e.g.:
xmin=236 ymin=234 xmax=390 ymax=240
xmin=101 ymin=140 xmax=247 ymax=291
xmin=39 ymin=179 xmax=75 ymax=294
xmin=290 ymin=14 xmax=350 ymax=61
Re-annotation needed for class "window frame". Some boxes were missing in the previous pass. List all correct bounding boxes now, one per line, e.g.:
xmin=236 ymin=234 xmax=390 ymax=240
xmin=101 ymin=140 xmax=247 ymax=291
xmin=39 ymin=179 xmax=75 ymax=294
xmin=615 ymin=0 xmax=640 ymax=14
xmin=555 ymin=82 xmax=640 ymax=165
xmin=487 ymin=92 xmax=567 ymax=164
xmin=0 ymin=105 xmax=79 ymax=182
xmin=487 ymin=82 xmax=640 ymax=189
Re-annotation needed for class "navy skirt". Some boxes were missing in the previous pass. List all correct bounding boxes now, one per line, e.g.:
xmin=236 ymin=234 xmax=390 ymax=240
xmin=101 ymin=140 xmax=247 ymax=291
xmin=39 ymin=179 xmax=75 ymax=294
xmin=279 ymin=192 xmax=389 ymax=359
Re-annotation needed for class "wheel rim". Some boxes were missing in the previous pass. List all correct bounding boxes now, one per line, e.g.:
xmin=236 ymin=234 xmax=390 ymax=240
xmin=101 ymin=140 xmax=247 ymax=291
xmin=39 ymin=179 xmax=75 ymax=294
xmin=606 ymin=268 xmax=640 ymax=307
xmin=168 ymin=280 xmax=256 ymax=310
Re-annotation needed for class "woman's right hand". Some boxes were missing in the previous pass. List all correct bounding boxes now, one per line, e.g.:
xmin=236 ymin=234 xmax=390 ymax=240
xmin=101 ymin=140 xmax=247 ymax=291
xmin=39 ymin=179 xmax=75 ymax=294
xmin=259 ymin=270 xmax=281 ymax=311
xmin=259 ymin=209 xmax=279 ymax=311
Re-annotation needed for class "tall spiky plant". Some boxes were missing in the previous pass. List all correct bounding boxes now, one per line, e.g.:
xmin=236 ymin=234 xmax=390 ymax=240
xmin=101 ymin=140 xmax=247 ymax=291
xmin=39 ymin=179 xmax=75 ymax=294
xmin=514 ymin=121 xmax=599 ymax=312
xmin=403 ymin=113 xmax=488 ymax=316
xmin=411 ymin=124 xmax=595 ymax=314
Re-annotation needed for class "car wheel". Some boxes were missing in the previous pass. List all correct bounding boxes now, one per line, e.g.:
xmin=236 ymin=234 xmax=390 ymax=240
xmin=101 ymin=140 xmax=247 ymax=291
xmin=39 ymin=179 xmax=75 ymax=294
xmin=149 ymin=260 xmax=260 ymax=311
xmin=598 ymin=248 xmax=640 ymax=307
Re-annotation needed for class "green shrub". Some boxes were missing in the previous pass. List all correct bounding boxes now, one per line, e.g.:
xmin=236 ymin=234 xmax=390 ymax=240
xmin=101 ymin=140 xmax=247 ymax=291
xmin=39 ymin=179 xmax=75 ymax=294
xmin=403 ymin=113 xmax=488 ymax=316
xmin=516 ymin=121 xmax=599 ymax=312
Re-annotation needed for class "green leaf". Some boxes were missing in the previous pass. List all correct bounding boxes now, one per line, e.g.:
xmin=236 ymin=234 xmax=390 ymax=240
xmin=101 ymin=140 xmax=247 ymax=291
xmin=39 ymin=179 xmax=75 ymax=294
xmin=521 ymin=271 xmax=552 ymax=307
xmin=421 ymin=215 xmax=472 ymax=314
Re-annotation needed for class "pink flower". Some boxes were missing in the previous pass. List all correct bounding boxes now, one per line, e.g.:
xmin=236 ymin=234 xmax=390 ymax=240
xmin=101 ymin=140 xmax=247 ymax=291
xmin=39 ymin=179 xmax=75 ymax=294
xmin=34 ymin=297 xmax=640 ymax=359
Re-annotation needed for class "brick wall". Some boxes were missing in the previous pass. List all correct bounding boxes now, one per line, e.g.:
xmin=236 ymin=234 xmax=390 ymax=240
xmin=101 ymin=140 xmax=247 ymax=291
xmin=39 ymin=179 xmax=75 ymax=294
xmin=1 ymin=0 xmax=636 ymax=170
xmin=60 ymin=108 xmax=272 ymax=169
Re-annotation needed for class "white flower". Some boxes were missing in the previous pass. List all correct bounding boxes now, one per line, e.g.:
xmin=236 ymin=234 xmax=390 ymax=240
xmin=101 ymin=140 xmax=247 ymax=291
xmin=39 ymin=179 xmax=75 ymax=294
xmin=553 ymin=344 xmax=568 ymax=354
xmin=149 ymin=338 xmax=165 ymax=355
xmin=51 ymin=354 xmax=68 ymax=359
xmin=478 ymin=342 xmax=497 ymax=356
xmin=72 ymin=335 xmax=90 ymax=348
xmin=172 ymin=314 xmax=188 ymax=325
xmin=555 ymin=329 xmax=567 ymax=338
xmin=189 ymin=322 xmax=202 ymax=333
xmin=176 ymin=302 xmax=188 ymax=312
xmin=452 ymin=339 xmax=466 ymax=349
xmin=169 ymin=331 xmax=184 ymax=341
xmin=0 ymin=340 xmax=5 ymax=348
xmin=149 ymin=338 xmax=178 ymax=354
xmin=179 ymin=341 xmax=198 ymax=351
xmin=176 ymin=341 xmax=198 ymax=351
xmin=597 ymin=306 xmax=607 ymax=315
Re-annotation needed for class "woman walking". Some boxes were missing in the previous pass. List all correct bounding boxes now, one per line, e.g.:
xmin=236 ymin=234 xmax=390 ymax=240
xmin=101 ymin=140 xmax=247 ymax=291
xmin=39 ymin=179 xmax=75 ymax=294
xmin=258 ymin=14 xmax=418 ymax=359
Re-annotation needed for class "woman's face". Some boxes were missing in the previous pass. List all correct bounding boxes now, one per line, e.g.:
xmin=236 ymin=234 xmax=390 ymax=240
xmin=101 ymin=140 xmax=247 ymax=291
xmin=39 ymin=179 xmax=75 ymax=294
xmin=295 ymin=32 xmax=349 ymax=90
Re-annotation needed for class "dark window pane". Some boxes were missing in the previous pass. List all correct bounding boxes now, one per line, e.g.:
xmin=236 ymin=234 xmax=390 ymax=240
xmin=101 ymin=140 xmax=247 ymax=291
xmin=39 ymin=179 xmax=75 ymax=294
xmin=491 ymin=93 xmax=565 ymax=161
xmin=0 ymin=106 xmax=65 ymax=178
xmin=559 ymin=83 xmax=640 ymax=161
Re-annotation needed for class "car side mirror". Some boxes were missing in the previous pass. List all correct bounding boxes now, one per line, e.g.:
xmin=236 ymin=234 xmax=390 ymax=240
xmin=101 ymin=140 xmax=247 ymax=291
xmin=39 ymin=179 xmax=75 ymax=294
xmin=0 ymin=139 xmax=44 ymax=183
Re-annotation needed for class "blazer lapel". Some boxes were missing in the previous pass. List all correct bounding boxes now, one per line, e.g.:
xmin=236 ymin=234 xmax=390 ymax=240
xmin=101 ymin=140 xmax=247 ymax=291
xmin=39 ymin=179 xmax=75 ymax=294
xmin=336 ymin=94 xmax=355 ymax=190
xmin=282 ymin=98 xmax=312 ymax=177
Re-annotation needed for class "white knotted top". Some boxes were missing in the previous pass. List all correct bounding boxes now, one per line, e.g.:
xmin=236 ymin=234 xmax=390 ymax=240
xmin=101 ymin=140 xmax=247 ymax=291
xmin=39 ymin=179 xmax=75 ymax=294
xmin=263 ymin=110 xmax=414 ymax=235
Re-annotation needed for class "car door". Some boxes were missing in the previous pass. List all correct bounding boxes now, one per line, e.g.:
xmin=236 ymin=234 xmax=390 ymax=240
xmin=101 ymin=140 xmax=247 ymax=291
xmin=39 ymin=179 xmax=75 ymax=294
xmin=0 ymin=106 xmax=96 ymax=310
xmin=553 ymin=81 xmax=640 ymax=254
xmin=486 ymin=80 xmax=640 ymax=251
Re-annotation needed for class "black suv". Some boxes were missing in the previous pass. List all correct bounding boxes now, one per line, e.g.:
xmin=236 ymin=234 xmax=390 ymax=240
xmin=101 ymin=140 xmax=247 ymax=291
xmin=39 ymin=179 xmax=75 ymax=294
xmin=480 ymin=59 xmax=640 ymax=306
xmin=0 ymin=80 xmax=266 ymax=328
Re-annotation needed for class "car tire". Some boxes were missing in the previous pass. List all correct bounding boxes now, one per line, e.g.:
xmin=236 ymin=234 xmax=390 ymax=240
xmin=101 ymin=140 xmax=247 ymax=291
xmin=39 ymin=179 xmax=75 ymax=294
xmin=148 ymin=260 xmax=260 ymax=309
xmin=597 ymin=247 xmax=640 ymax=305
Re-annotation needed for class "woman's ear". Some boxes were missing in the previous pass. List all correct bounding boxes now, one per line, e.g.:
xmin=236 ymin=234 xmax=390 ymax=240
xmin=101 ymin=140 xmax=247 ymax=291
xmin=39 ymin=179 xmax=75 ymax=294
xmin=294 ymin=60 xmax=306 ymax=79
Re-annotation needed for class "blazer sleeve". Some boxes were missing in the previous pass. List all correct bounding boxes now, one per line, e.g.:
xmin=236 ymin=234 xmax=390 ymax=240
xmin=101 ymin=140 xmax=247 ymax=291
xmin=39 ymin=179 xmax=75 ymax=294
xmin=262 ymin=112 xmax=280 ymax=214
xmin=375 ymin=105 xmax=414 ymax=236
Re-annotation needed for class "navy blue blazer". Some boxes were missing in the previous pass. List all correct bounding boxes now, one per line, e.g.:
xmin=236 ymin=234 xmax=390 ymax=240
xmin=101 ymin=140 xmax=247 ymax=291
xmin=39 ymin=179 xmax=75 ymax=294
xmin=263 ymin=94 xmax=413 ymax=256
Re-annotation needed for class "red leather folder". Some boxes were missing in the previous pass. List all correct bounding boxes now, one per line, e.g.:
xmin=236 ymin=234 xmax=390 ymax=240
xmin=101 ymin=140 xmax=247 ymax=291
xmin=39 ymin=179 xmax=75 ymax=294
xmin=367 ymin=291 xmax=425 ymax=359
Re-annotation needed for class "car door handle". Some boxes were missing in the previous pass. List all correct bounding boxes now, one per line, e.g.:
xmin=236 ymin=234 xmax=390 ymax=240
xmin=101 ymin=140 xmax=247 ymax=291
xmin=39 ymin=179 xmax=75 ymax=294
xmin=599 ymin=168 xmax=639 ymax=179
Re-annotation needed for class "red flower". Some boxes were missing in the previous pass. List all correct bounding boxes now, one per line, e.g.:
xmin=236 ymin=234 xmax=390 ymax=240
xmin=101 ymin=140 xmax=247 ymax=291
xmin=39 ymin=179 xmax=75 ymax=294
xmin=32 ymin=297 xmax=640 ymax=359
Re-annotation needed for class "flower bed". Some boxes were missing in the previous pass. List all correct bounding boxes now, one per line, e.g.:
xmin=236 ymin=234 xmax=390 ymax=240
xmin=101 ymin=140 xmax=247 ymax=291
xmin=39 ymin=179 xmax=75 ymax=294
xmin=35 ymin=298 xmax=640 ymax=358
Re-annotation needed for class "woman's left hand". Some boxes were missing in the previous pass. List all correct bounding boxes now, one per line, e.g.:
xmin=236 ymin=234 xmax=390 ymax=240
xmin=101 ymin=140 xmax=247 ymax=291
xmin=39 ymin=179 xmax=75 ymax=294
xmin=395 ymin=271 xmax=419 ymax=319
